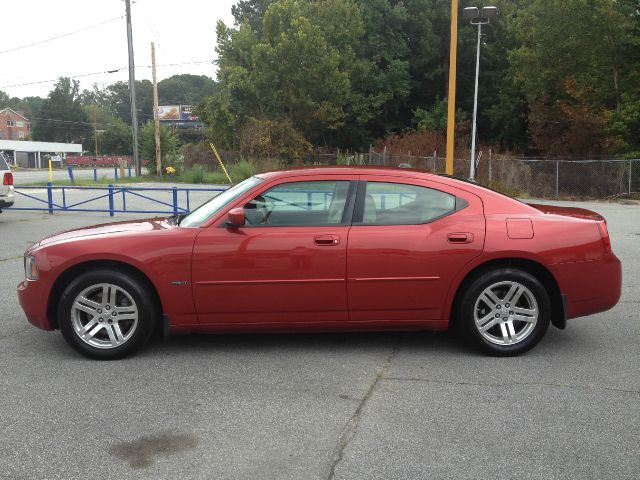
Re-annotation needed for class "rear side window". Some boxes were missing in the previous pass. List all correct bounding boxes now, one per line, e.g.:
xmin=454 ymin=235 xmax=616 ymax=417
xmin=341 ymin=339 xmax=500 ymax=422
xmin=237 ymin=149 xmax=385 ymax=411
xmin=358 ymin=182 xmax=457 ymax=225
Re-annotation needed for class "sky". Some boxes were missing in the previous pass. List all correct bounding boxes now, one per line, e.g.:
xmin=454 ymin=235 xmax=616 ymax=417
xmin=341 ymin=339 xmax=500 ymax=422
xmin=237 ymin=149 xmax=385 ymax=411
xmin=1 ymin=0 xmax=237 ymax=99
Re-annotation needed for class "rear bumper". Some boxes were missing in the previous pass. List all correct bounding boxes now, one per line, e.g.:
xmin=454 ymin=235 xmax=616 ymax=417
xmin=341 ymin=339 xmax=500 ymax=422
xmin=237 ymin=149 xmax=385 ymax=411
xmin=17 ymin=279 xmax=54 ymax=330
xmin=1 ymin=187 xmax=15 ymax=208
xmin=551 ymin=253 xmax=622 ymax=319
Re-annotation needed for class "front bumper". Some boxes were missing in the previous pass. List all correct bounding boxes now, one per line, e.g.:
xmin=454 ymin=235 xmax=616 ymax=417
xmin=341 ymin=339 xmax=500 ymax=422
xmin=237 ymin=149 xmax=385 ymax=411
xmin=18 ymin=278 xmax=54 ymax=330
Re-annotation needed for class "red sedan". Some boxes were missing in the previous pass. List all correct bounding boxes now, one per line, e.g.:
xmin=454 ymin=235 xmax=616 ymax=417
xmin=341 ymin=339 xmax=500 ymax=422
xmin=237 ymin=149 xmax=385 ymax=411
xmin=18 ymin=167 xmax=621 ymax=359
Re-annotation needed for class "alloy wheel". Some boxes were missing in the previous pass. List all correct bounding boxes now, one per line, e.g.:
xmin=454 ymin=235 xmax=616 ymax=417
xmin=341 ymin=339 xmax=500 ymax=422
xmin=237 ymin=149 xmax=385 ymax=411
xmin=473 ymin=281 xmax=539 ymax=346
xmin=70 ymin=283 xmax=139 ymax=349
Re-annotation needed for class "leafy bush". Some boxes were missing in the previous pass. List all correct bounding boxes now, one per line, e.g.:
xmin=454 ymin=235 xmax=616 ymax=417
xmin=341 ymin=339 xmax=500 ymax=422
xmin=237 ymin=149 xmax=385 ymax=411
xmin=230 ymin=159 xmax=255 ymax=182
xmin=239 ymin=118 xmax=312 ymax=162
xmin=139 ymin=122 xmax=178 ymax=175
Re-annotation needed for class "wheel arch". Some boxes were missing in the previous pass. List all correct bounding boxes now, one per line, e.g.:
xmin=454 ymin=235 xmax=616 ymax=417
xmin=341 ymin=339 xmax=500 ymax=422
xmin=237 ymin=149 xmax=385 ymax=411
xmin=449 ymin=257 xmax=565 ymax=330
xmin=46 ymin=259 xmax=163 ymax=330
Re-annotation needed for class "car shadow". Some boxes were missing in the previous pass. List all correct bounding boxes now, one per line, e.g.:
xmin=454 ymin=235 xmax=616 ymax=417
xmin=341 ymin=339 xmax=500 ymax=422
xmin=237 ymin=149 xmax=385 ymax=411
xmin=146 ymin=328 xmax=473 ymax=358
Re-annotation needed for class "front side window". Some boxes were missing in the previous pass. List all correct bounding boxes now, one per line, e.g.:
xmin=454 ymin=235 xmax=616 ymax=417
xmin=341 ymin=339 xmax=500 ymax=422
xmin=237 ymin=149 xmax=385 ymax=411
xmin=359 ymin=182 xmax=457 ymax=225
xmin=180 ymin=176 xmax=263 ymax=227
xmin=244 ymin=180 xmax=352 ymax=226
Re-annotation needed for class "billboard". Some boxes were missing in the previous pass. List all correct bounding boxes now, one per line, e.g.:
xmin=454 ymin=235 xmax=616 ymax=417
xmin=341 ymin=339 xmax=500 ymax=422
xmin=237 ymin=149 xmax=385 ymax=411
xmin=157 ymin=105 xmax=180 ymax=121
xmin=158 ymin=105 xmax=200 ymax=122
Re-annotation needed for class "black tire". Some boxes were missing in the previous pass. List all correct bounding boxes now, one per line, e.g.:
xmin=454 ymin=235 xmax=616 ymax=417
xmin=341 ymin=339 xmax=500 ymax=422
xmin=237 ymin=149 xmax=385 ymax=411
xmin=457 ymin=268 xmax=551 ymax=356
xmin=57 ymin=269 xmax=158 ymax=359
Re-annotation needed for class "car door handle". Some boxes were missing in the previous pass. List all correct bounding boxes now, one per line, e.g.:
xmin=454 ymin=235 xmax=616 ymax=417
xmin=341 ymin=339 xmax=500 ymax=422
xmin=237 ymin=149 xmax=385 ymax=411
xmin=314 ymin=235 xmax=340 ymax=246
xmin=447 ymin=232 xmax=474 ymax=244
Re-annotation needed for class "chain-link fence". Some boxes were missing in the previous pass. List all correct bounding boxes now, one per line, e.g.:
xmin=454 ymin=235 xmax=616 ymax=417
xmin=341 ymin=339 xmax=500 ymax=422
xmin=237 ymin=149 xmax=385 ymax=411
xmin=348 ymin=151 xmax=639 ymax=199
xmin=196 ymin=146 xmax=638 ymax=199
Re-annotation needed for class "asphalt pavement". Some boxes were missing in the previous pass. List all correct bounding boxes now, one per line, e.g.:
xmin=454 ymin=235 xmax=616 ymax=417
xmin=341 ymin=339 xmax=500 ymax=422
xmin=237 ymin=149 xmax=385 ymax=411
xmin=0 ymin=199 xmax=638 ymax=480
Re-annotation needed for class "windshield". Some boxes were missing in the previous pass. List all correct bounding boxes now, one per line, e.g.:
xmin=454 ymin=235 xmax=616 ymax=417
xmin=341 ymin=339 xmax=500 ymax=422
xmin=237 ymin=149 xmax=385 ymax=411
xmin=180 ymin=176 xmax=263 ymax=227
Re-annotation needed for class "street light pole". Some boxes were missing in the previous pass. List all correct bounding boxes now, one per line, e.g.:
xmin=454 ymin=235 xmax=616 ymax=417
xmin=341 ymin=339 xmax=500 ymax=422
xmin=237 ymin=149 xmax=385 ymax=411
xmin=470 ymin=21 xmax=481 ymax=181
xmin=464 ymin=6 xmax=497 ymax=181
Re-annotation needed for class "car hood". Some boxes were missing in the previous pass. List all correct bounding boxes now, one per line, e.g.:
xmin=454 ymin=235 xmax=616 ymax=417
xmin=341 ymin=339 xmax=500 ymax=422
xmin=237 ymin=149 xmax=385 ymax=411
xmin=37 ymin=217 xmax=173 ymax=247
xmin=526 ymin=203 xmax=604 ymax=221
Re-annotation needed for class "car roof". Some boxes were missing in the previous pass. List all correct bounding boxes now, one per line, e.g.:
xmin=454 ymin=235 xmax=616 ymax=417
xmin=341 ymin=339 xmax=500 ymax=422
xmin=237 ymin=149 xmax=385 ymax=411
xmin=256 ymin=165 xmax=437 ymax=179
xmin=255 ymin=166 xmax=478 ymax=190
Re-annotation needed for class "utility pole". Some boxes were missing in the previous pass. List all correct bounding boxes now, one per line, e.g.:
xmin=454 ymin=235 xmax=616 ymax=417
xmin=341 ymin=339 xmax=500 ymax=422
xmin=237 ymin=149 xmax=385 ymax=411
xmin=151 ymin=42 xmax=161 ymax=176
xmin=125 ymin=0 xmax=140 ymax=176
xmin=445 ymin=0 xmax=459 ymax=176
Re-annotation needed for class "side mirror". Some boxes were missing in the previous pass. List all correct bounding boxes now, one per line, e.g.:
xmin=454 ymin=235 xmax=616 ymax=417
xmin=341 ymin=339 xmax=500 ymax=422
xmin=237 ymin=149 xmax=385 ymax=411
xmin=226 ymin=207 xmax=245 ymax=227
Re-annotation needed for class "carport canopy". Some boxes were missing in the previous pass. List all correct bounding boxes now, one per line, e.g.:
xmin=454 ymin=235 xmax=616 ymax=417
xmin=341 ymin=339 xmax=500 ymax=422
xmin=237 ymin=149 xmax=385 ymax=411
xmin=0 ymin=140 xmax=83 ymax=168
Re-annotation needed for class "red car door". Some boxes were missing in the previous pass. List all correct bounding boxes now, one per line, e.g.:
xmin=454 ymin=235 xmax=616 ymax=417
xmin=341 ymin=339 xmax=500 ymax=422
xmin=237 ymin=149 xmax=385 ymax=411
xmin=347 ymin=175 xmax=485 ymax=324
xmin=192 ymin=176 xmax=358 ymax=325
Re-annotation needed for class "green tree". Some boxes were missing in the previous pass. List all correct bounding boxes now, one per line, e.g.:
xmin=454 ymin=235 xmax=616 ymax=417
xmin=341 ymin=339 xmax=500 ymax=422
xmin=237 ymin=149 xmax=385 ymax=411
xmin=99 ymin=118 xmax=132 ymax=155
xmin=158 ymin=74 xmax=217 ymax=105
xmin=203 ymin=0 xmax=352 ymax=150
xmin=510 ymin=0 xmax=640 ymax=155
xmin=104 ymin=80 xmax=154 ymax=125
xmin=32 ymin=78 xmax=90 ymax=144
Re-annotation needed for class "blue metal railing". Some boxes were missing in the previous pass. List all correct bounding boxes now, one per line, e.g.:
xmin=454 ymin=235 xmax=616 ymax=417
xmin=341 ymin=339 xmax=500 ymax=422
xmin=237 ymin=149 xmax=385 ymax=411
xmin=10 ymin=183 xmax=227 ymax=217
xmin=9 ymin=183 xmax=416 ymax=217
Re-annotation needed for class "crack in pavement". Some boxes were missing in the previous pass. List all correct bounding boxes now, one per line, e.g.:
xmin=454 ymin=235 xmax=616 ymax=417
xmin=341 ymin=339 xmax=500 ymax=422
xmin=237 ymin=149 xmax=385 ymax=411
xmin=0 ymin=256 xmax=22 ymax=262
xmin=381 ymin=376 xmax=640 ymax=395
xmin=326 ymin=338 xmax=401 ymax=480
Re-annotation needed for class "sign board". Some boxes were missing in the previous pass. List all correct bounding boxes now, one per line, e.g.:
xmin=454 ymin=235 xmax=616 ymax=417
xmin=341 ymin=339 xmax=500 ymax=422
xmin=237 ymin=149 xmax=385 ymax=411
xmin=157 ymin=105 xmax=180 ymax=121
xmin=158 ymin=105 xmax=199 ymax=122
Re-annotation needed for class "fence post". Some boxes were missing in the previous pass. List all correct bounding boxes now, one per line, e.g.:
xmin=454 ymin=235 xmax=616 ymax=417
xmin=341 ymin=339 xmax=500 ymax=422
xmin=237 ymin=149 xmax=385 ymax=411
xmin=172 ymin=187 xmax=178 ymax=214
xmin=93 ymin=168 xmax=97 ymax=182
xmin=555 ymin=161 xmax=559 ymax=198
xmin=108 ymin=184 xmax=115 ymax=217
xmin=114 ymin=167 xmax=118 ymax=181
xmin=433 ymin=151 xmax=437 ymax=172
xmin=629 ymin=160 xmax=633 ymax=195
xmin=46 ymin=182 xmax=53 ymax=214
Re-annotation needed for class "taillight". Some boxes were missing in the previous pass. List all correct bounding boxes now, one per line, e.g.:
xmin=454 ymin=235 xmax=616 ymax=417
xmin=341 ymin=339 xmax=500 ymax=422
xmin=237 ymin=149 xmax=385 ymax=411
xmin=597 ymin=221 xmax=612 ymax=253
xmin=3 ymin=172 xmax=13 ymax=186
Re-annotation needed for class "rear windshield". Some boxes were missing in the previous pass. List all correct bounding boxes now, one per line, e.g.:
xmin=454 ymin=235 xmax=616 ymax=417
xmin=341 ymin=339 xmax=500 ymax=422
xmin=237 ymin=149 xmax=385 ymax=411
xmin=0 ymin=153 xmax=10 ymax=171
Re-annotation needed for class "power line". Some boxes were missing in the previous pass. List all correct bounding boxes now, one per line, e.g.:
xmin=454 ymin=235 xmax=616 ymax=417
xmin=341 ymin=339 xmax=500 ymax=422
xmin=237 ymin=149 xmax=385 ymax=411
xmin=0 ymin=16 xmax=124 ymax=55
xmin=0 ymin=62 xmax=211 ymax=90
xmin=0 ymin=68 xmax=126 ymax=89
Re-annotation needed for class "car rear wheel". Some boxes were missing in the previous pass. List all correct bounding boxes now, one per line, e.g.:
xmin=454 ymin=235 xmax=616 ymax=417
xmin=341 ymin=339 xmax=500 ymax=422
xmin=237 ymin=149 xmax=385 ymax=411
xmin=58 ymin=269 xmax=157 ymax=359
xmin=458 ymin=268 xmax=550 ymax=356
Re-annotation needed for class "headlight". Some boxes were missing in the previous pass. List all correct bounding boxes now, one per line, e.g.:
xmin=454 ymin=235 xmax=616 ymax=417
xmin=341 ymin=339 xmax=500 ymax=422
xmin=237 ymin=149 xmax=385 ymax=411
xmin=25 ymin=255 xmax=39 ymax=280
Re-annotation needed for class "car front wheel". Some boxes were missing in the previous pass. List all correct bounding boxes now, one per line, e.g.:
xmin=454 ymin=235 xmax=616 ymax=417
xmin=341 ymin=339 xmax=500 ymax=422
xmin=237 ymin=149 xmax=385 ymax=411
xmin=58 ymin=269 xmax=157 ymax=359
xmin=458 ymin=268 xmax=551 ymax=356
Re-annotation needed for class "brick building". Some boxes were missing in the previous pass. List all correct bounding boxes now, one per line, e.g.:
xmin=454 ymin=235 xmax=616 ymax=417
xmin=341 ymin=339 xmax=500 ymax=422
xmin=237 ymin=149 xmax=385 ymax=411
xmin=0 ymin=108 xmax=30 ymax=140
